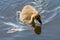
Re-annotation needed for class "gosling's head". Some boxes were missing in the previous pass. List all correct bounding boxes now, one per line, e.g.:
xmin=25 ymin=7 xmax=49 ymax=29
xmin=32 ymin=14 xmax=42 ymax=25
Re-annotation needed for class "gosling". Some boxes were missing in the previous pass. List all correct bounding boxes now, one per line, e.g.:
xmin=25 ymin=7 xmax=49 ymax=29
xmin=19 ymin=5 xmax=42 ymax=35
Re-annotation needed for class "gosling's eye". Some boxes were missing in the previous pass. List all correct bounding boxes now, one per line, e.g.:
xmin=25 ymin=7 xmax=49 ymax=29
xmin=35 ymin=15 xmax=40 ymax=20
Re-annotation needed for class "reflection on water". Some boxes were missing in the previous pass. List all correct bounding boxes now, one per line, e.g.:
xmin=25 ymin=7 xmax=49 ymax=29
xmin=0 ymin=0 xmax=60 ymax=40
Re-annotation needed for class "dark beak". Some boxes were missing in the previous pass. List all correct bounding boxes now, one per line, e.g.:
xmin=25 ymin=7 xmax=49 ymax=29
xmin=38 ymin=18 xmax=42 ymax=25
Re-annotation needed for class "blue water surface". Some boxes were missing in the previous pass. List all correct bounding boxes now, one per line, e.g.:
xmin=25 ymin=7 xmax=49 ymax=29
xmin=0 ymin=0 xmax=60 ymax=40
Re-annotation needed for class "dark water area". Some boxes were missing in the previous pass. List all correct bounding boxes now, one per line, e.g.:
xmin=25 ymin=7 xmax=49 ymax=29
xmin=0 ymin=0 xmax=60 ymax=40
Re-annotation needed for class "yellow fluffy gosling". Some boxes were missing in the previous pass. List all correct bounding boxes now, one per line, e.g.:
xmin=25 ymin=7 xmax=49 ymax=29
xmin=19 ymin=5 xmax=42 ymax=35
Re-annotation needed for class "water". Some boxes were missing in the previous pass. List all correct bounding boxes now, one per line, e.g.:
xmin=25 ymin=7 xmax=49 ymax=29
xmin=0 ymin=0 xmax=60 ymax=40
